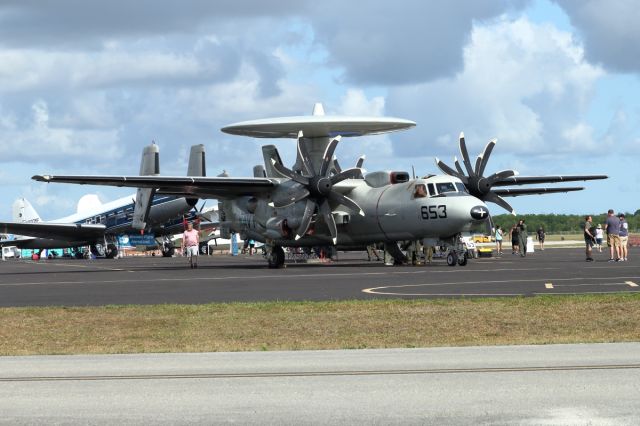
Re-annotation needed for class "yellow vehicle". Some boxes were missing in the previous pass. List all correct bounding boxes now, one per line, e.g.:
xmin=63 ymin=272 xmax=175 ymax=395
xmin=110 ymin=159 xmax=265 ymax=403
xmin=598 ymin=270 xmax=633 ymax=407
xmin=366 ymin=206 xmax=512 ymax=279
xmin=472 ymin=234 xmax=493 ymax=243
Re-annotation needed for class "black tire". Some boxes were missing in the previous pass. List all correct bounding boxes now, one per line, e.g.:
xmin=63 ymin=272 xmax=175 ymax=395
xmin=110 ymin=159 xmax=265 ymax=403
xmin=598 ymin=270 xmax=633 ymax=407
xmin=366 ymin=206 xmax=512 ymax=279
xmin=457 ymin=254 xmax=468 ymax=266
xmin=446 ymin=252 xmax=457 ymax=267
xmin=268 ymin=246 xmax=285 ymax=269
xmin=90 ymin=245 xmax=106 ymax=257
xmin=162 ymin=246 xmax=175 ymax=257
xmin=105 ymin=244 xmax=118 ymax=259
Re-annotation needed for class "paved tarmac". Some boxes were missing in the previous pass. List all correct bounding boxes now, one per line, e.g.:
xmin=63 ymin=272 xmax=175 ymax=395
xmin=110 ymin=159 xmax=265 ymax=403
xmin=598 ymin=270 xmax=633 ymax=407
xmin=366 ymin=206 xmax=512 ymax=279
xmin=0 ymin=247 xmax=638 ymax=307
xmin=1 ymin=343 xmax=639 ymax=424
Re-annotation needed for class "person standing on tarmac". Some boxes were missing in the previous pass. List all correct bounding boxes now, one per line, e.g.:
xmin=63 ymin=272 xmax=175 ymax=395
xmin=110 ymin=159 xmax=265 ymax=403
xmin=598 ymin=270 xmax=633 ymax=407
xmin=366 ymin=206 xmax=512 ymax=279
xmin=619 ymin=213 xmax=629 ymax=262
xmin=182 ymin=222 xmax=200 ymax=269
xmin=584 ymin=215 xmax=595 ymax=262
xmin=518 ymin=219 xmax=528 ymax=257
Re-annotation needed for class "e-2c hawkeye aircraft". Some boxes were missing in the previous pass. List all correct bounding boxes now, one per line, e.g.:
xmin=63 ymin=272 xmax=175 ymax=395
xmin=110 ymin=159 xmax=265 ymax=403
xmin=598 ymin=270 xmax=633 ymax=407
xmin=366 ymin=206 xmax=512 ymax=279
xmin=33 ymin=104 xmax=606 ymax=267
xmin=3 ymin=143 xmax=210 ymax=258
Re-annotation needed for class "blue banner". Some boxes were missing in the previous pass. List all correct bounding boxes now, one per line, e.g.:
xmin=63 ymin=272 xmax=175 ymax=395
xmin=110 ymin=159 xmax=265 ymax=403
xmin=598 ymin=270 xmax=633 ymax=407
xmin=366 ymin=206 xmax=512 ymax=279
xmin=118 ymin=233 xmax=156 ymax=247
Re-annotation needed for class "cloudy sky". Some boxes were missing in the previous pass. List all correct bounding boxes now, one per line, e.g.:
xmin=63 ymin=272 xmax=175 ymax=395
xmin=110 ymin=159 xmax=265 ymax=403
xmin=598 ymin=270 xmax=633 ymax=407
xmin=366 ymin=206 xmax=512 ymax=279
xmin=1 ymin=0 xmax=638 ymax=221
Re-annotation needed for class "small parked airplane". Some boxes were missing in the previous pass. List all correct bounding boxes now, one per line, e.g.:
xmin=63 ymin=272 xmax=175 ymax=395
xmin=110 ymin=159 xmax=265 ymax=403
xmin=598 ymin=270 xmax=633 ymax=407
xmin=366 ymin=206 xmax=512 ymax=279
xmin=1 ymin=143 xmax=210 ymax=258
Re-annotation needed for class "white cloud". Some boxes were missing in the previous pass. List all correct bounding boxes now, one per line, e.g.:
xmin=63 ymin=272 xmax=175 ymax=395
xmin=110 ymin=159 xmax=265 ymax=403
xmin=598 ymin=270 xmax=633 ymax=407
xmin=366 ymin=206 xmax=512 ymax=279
xmin=0 ymin=100 xmax=122 ymax=164
xmin=387 ymin=17 xmax=604 ymax=160
xmin=554 ymin=0 xmax=640 ymax=72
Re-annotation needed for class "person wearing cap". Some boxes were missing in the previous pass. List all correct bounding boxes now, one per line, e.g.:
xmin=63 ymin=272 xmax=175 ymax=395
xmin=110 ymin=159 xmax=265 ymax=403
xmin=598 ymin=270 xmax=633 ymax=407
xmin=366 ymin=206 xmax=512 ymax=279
xmin=619 ymin=213 xmax=629 ymax=261
xmin=605 ymin=209 xmax=621 ymax=262
xmin=594 ymin=224 xmax=604 ymax=253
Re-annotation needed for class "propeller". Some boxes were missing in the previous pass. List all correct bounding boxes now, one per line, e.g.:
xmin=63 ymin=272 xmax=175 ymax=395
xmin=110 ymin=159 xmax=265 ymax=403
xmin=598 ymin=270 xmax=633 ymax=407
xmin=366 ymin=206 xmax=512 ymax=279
xmin=435 ymin=132 xmax=519 ymax=215
xmin=269 ymin=132 xmax=365 ymax=244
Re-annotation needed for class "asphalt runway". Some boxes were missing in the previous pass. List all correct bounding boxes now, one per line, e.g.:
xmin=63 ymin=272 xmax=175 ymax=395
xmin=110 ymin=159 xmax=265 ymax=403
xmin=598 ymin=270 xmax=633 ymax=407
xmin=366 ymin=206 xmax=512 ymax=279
xmin=0 ymin=247 xmax=638 ymax=307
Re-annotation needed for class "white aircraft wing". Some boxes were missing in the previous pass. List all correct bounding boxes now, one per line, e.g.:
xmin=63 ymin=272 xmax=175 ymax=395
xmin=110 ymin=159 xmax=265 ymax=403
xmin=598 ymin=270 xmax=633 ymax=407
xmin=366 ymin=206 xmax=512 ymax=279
xmin=32 ymin=175 xmax=277 ymax=199
xmin=0 ymin=222 xmax=106 ymax=241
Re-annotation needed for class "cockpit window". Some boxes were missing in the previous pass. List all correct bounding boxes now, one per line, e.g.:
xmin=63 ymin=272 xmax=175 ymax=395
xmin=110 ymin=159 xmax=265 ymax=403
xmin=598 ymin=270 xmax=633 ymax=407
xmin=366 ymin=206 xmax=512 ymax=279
xmin=455 ymin=182 xmax=468 ymax=193
xmin=436 ymin=182 xmax=457 ymax=194
xmin=414 ymin=184 xmax=427 ymax=198
xmin=427 ymin=183 xmax=435 ymax=196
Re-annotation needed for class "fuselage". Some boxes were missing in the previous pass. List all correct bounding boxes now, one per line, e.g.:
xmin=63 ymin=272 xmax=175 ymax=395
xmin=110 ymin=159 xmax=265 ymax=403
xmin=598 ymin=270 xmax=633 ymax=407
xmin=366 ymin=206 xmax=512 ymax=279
xmin=221 ymin=174 xmax=489 ymax=247
xmin=7 ymin=195 xmax=195 ymax=249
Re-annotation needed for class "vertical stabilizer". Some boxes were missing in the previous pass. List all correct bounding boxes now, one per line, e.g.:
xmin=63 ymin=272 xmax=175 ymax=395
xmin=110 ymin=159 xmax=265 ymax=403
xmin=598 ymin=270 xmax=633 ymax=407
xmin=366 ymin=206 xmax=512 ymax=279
xmin=187 ymin=144 xmax=206 ymax=177
xmin=132 ymin=143 xmax=160 ymax=230
xmin=12 ymin=198 xmax=42 ymax=223
xmin=253 ymin=165 xmax=266 ymax=178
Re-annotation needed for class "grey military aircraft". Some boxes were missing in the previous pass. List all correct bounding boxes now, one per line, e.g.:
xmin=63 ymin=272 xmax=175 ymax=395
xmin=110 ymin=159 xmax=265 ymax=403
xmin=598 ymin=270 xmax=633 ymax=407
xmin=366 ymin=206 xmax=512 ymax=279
xmin=33 ymin=104 xmax=606 ymax=267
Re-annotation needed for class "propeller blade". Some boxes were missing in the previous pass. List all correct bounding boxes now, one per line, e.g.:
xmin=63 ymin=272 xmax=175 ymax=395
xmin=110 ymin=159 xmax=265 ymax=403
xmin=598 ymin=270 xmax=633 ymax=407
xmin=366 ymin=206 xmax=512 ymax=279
xmin=435 ymin=158 xmax=465 ymax=180
xmin=454 ymin=156 xmax=465 ymax=175
xmin=198 ymin=201 xmax=207 ymax=213
xmin=328 ymin=191 xmax=365 ymax=216
xmin=487 ymin=169 xmax=517 ymax=186
xmin=319 ymin=200 xmax=337 ymax=245
xmin=272 ymin=161 xmax=310 ymax=185
xmin=474 ymin=156 xmax=483 ymax=177
xmin=295 ymin=199 xmax=316 ymax=240
xmin=476 ymin=139 xmax=496 ymax=176
xmin=458 ymin=132 xmax=475 ymax=177
xmin=332 ymin=156 xmax=342 ymax=174
xmin=330 ymin=167 xmax=363 ymax=185
xmin=355 ymin=155 xmax=366 ymax=169
xmin=483 ymin=192 xmax=516 ymax=215
xmin=271 ymin=185 xmax=310 ymax=208
xmin=297 ymin=134 xmax=315 ymax=176
xmin=319 ymin=136 xmax=341 ymax=177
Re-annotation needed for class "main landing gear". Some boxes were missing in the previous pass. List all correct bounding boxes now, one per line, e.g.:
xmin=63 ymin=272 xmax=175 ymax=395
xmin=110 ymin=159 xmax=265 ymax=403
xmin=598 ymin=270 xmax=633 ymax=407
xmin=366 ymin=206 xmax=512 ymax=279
xmin=267 ymin=245 xmax=285 ymax=269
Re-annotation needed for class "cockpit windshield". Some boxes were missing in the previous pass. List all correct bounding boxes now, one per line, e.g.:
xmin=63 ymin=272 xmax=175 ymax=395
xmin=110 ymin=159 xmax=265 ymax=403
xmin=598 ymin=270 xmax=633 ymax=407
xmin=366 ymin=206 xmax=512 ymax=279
xmin=435 ymin=182 xmax=457 ymax=194
xmin=455 ymin=182 xmax=468 ymax=193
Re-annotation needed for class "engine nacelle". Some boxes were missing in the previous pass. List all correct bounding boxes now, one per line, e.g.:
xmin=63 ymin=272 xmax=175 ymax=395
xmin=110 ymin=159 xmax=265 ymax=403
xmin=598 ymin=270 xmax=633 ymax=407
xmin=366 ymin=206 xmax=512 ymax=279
xmin=264 ymin=217 xmax=292 ymax=240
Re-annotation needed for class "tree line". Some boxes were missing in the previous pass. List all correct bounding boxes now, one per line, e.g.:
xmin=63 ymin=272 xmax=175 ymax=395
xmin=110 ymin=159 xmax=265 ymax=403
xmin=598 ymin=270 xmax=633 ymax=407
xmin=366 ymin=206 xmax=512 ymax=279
xmin=490 ymin=210 xmax=640 ymax=234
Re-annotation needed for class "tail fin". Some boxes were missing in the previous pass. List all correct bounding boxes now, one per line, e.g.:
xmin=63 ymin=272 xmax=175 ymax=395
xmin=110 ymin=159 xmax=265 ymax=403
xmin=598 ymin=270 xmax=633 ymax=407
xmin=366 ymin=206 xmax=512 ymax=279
xmin=12 ymin=198 xmax=42 ymax=223
xmin=187 ymin=144 xmax=206 ymax=177
xmin=132 ymin=143 xmax=160 ymax=230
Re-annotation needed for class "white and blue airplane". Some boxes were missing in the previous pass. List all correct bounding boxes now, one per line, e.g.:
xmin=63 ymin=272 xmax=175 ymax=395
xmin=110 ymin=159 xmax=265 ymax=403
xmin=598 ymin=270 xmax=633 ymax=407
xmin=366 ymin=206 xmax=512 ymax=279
xmin=1 ymin=143 xmax=210 ymax=258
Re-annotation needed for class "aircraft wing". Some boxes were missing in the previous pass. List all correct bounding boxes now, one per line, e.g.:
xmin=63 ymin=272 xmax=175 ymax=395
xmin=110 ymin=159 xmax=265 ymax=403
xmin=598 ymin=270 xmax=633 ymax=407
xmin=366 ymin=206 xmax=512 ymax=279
xmin=0 ymin=222 xmax=106 ymax=240
xmin=493 ymin=187 xmax=584 ymax=197
xmin=492 ymin=175 xmax=607 ymax=187
xmin=32 ymin=175 xmax=277 ymax=199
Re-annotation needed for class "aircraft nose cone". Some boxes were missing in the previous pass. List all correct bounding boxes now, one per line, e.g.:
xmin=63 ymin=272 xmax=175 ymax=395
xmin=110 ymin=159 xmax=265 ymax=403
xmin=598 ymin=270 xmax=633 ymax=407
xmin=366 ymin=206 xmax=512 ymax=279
xmin=470 ymin=205 xmax=490 ymax=220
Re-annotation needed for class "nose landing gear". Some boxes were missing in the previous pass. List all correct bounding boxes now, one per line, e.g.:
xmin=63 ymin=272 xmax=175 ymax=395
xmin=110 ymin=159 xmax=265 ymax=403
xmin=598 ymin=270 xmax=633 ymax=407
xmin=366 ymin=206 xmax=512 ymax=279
xmin=445 ymin=234 xmax=470 ymax=267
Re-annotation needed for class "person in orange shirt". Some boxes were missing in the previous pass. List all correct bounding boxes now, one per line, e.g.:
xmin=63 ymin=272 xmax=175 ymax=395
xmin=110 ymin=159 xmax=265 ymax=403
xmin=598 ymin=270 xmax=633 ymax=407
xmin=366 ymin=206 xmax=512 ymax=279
xmin=181 ymin=222 xmax=200 ymax=269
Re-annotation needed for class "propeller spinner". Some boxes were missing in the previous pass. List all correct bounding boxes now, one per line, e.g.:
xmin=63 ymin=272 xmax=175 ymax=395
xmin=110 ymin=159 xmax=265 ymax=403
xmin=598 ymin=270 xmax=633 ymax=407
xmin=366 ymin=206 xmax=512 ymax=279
xmin=436 ymin=132 xmax=519 ymax=214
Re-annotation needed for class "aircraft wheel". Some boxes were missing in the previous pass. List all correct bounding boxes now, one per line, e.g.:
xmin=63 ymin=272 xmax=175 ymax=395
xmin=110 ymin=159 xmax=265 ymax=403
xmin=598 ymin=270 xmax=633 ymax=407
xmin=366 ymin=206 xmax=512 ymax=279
xmin=446 ymin=252 xmax=457 ymax=267
xmin=90 ymin=244 xmax=106 ymax=258
xmin=162 ymin=246 xmax=175 ymax=257
xmin=105 ymin=244 xmax=118 ymax=259
xmin=457 ymin=254 xmax=468 ymax=266
xmin=268 ymin=246 xmax=285 ymax=269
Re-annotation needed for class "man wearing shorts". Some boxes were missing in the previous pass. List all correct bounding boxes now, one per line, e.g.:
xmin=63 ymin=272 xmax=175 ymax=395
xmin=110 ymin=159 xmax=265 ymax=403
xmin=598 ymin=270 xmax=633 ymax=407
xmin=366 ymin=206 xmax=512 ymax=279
xmin=605 ymin=209 xmax=621 ymax=262
xmin=182 ymin=222 xmax=200 ymax=268
xmin=619 ymin=213 xmax=629 ymax=262
xmin=584 ymin=215 xmax=595 ymax=262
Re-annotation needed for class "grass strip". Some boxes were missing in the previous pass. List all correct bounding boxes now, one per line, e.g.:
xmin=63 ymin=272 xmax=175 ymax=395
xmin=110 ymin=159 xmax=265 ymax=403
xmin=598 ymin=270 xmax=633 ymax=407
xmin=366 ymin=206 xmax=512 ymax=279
xmin=1 ymin=294 xmax=640 ymax=355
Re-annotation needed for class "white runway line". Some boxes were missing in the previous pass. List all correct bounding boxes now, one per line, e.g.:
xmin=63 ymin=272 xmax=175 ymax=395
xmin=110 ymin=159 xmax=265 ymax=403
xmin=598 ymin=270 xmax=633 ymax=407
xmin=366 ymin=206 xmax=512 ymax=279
xmin=626 ymin=281 xmax=638 ymax=287
xmin=545 ymin=283 xmax=554 ymax=289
